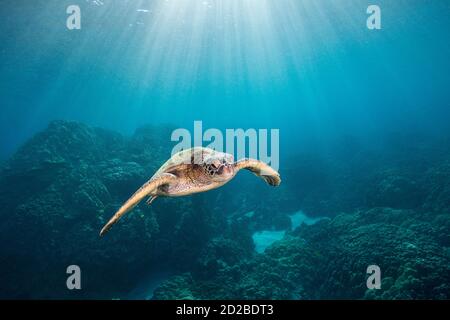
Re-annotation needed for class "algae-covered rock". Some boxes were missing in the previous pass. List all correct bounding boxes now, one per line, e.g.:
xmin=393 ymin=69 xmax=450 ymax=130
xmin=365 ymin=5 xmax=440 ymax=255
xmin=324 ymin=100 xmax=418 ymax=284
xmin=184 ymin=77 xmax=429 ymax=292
xmin=1 ymin=121 xmax=449 ymax=300
xmin=155 ymin=208 xmax=450 ymax=300
xmin=0 ymin=121 xmax=195 ymax=298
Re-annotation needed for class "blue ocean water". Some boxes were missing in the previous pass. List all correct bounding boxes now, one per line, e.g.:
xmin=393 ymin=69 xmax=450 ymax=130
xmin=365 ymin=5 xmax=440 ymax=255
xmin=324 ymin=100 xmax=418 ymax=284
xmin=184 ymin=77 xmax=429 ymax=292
xmin=1 ymin=0 xmax=449 ymax=160
xmin=0 ymin=0 xmax=450 ymax=300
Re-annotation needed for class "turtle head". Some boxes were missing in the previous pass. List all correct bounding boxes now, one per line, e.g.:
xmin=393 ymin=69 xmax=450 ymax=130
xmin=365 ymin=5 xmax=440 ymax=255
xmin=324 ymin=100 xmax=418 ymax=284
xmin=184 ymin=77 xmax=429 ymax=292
xmin=203 ymin=151 xmax=235 ymax=182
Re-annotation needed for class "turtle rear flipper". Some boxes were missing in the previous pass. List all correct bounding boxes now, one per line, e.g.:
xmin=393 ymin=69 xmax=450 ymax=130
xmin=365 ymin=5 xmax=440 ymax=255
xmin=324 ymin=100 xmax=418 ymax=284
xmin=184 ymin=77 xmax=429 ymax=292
xmin=100 ymin=173 xmax=176 ymax=236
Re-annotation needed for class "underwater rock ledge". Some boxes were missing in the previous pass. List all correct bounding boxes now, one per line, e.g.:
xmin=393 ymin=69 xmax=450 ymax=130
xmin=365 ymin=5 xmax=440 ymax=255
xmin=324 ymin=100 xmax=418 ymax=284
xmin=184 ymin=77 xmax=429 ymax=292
xmin=0 ymin=120 xmax=449 ymax=299
xmin=154 ymin=208 xmax=450 ymax=300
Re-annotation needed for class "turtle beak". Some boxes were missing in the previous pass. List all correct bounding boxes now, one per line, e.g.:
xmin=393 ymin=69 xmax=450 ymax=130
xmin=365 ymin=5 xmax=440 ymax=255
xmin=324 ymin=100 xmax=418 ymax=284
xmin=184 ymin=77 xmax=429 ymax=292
xmin=222 ymin=164 xmax=235 ymax=177
xmin=217 ymin=165 xmax=225 ymax=175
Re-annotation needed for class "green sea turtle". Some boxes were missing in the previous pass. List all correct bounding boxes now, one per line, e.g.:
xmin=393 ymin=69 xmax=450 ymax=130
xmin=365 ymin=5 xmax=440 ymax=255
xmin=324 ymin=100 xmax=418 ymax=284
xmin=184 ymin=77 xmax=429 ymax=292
xmin=100 ymin=147 xmax=281 ymax=236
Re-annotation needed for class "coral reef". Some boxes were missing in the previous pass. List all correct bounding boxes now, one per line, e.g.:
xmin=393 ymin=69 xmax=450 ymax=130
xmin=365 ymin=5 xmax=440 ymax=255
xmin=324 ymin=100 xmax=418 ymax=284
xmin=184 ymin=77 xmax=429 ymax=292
xmin=0 ymin=121 xmax=224 ymax=298
xmin=0 ymin=121 xmax=449 ymax=299
xmin=154 ymin=208 xmax=450 ymax=299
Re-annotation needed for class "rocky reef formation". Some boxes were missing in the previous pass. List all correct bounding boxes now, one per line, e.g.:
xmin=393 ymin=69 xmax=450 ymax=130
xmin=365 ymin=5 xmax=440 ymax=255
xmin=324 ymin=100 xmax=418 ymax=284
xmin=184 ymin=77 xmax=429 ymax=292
xmin=153 ymin=136 xmax=450 ymax=300
xmin=154 ymin=208 xmax=450 ymax=299
xmin=0 ymin=120 xmax=449 ymax=299
xmin=0 ymin=121 xmax=231 ymax=298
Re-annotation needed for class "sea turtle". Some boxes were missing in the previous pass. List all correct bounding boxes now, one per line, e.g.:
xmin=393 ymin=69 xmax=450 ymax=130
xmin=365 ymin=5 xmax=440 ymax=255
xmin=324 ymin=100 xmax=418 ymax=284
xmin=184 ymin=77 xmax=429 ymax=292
xmin=100 ymin=147 xmax=281 ymax=236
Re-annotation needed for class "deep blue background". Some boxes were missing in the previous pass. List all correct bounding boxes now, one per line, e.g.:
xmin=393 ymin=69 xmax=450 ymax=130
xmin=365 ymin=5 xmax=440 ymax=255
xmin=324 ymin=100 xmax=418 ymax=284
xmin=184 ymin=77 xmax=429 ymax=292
xmin=1 ymin=0 xmax=449 ymax=159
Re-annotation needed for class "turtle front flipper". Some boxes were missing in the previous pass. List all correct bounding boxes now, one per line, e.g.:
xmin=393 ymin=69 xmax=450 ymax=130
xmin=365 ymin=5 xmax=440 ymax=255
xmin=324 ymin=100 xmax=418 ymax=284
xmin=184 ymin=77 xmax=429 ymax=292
xmin=100 ymin=173 xmax=176 ymax=236
xmin=234 ymin=159 xmax=281 ymax=186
